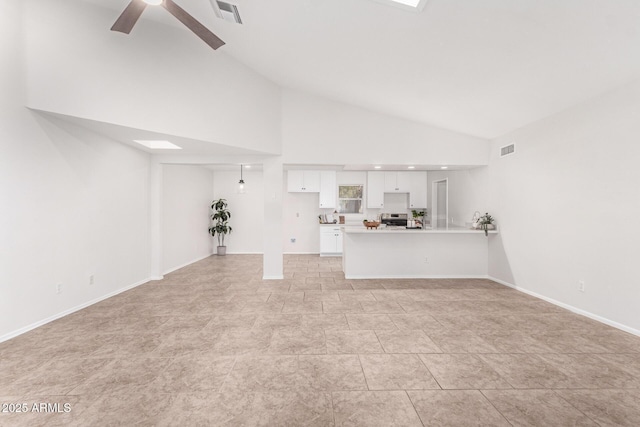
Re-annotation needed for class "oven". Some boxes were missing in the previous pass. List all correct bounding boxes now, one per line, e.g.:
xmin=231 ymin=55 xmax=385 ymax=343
xmin=380 ymin=213 xmax=408 ymax=228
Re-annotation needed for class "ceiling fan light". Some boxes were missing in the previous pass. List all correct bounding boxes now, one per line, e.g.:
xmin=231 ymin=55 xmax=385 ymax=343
xmin=143 ymin=0 xmax=163 ymax=5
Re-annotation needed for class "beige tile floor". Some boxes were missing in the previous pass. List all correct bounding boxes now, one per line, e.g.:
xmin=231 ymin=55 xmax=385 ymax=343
xmin=1 ymin=254 xmax=640 ymax=426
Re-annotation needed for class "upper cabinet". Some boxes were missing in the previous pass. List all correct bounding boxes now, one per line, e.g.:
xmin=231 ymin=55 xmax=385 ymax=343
xmin=367 ymin=172 xmax=385 ymax=208
xmin=288 ymin=170 xmax=336 ymax=209
xmin=409 ymin=171 xmax=428 ymax=209
xmin=367 ymin=171 xmax=427 ymax=209
xmin=319 ymin=171 xmax=336 ymax=209
xmin=384 ymin=172 xmax=411 ymax=193
xmin=287 ymin=170 xmax=320 ymax=192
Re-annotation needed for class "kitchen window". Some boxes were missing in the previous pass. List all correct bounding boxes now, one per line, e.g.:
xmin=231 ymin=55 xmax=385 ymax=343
xmin=338 ymin=185 xmax=363 ymax=214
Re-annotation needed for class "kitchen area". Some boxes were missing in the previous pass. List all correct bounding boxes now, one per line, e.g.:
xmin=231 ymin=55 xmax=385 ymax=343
xmin=285 ymin=166 xmax=496 ymax=279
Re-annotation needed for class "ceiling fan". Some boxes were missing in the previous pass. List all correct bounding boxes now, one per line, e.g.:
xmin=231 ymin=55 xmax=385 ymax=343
xmin=111 ymin=0 xmax=225 ymax=50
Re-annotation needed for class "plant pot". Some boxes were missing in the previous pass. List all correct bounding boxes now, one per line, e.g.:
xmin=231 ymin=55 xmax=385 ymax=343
xmin=217 ymin=246 xmax=227 ymax=256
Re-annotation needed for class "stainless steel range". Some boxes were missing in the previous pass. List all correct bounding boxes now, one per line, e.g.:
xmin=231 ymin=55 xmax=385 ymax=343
xmin=380 ymin=213 xmax=408 ymax=228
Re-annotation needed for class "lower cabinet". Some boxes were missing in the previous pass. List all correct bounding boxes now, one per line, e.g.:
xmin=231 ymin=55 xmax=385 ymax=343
xmin=319 ymin=226 xmax=343 ymax=256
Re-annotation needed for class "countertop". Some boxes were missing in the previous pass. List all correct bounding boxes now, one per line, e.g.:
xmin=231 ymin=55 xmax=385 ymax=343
xmin=342 ymin=225 xmax=497 ymax=234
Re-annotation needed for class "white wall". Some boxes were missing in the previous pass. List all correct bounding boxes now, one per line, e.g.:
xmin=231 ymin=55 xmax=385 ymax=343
xmin=282 ymin=89 xmax=490 ymax=165
xmin=23 ymin=0 xmax=282 ymax=156
xmin=427 ymin=168 xmax=490 ymax=227
xmin=488 ymin=79 xmax=640 ymax=333
xmin=0 ymin=1 xmax=154 ymax=341
xmin=212 ymin=170 xmax=265 ymax=254
xmin=284 ymin=171 xmax=372 ymax=254
xmin=283 ymin=188 xmax=322 ymax=253
xmin=162 ymin=165 xmax=214 ymax=273
xmin=2 ymin=112 xmax=151 ymax=340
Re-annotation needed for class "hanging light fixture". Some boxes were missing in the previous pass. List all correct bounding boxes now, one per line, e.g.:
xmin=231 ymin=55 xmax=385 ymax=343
xmin=238 ymin=164 xmax=245 ymax=193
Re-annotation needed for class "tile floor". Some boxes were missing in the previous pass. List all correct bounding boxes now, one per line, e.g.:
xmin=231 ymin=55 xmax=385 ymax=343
xmin=1 ymin=254 xmax=640 ymax=426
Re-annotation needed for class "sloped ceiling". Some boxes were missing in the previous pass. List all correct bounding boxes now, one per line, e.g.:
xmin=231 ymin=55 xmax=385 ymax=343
xmin=83 ymin=0 xmax=640 ymax=139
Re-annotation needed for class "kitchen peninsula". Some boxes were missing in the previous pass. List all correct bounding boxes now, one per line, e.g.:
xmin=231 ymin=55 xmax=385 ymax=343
xmin=342 ymin=226 xmax=497 ymax=279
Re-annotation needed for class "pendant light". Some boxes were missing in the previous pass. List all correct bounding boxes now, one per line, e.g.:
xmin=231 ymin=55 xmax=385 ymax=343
xmin=238 ymin=164 xmax=245 ymax=193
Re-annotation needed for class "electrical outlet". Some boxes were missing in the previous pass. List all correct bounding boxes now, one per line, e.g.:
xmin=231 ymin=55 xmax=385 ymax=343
xmin=296 ymin=212 xmax=300 ymax=218
xmin=56 ymin=283 xmax=62 ymax=294
xmin=89 ymin=274 xmax=94 ymax=285
xmin=424 ymin=257 xmax=429 ymax=263
xmin=578 ymin=280 xmax=585 ymax=292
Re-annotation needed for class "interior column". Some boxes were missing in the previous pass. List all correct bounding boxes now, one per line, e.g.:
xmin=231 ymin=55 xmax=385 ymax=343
xmin=262 ymin=156 xmax=284 ymax=279
xmin=149 ymin=158 xmax=163 ymax=280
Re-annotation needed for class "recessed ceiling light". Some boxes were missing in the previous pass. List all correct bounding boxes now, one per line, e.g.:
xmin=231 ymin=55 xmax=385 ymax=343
xmin=407 ymin=166 xmax=415 ymax=169
xmin=133 ymin=140 xmax=182 ymax=150
xmin=374 ymin=166 xmax=382 ymax=169
xmin=143 ymin=0 xmax=163 ymax=5
xmin=244 ymin=165 xmax=251 ymax=168
xmin=440 ymin=166 xmax=448 ymax=169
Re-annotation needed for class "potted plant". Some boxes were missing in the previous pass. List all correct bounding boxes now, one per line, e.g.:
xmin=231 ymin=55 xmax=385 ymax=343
xmin=478 ymin=212 xmax=495 ymax=236
xmin=411 ymin=209 xmax=427 ymax=228
xmin=209 ymin=198 xmax=232 ymax=255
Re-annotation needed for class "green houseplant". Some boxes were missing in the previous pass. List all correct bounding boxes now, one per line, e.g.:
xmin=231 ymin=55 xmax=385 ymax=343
xmin=478 ymin=212 xmax=495 ymax=236
xmin=209 ymin=198 xmax=232 ymax=255
xmin=411 ymin=209 xmax=427 ymax=228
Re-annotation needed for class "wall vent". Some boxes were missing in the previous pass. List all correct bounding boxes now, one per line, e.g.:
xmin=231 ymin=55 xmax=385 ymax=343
xmin=500 ymin=143 xmax=516 ymax=157
xmin=212 ymin=1 xmax=242 ymax=24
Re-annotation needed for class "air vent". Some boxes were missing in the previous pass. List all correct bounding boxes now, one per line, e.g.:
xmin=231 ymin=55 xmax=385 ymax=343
xmin=213 ymin=1 xmax=242 ymax=24
xmin=500 ymin=143 xmax=516 ymax=157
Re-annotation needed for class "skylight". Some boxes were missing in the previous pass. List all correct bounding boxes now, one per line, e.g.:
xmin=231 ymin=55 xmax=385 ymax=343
xmin=133 ymin=140 xmax=182 ymax=150
xmin=371 ymin=0 xmax=428 ymax=11
xmin=388 ymin=0 xmax=421 ymax=6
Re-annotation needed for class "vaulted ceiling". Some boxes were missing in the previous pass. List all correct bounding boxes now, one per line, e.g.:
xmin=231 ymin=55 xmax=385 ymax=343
xmin=83 ymin=0 xmax=640 ymax=139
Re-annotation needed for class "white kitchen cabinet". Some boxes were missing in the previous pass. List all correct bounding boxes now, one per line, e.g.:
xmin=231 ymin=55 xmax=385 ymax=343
xmin=319 ymin=171 xmax=336 ymax=209
xmin=409 ymin=171 xmax=428 ymax=209
xmin=384 ymin=172 xmax=411 ymax=193
xmin=320 ymin=226 xmax=343 ymax=256
xmin=367 ymin=172 xmax=385 ymax=209
xmin=287 ymin=170 xmax=320 ymax=192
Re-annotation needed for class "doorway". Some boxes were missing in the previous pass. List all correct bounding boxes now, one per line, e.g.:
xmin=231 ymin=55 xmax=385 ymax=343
xmin=432 ymin=179 xmax=448 ymax=228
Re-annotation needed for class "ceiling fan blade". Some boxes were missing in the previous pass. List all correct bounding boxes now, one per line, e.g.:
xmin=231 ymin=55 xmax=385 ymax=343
xmin=162 ymin=0 xmax=225 ymax=50
xmin=111 ymin=0 xmax=147 ymax=34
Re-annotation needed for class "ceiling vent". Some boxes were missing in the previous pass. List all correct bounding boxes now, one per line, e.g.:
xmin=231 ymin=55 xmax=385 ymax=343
xmin=500 ymin=143 xmax=516 ymax=157
xmin=211 ymin=1 xmax=242 ymax=24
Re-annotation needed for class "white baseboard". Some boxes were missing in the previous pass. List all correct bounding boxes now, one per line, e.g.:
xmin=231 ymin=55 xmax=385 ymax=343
xmin=207 ymin=252 xmax=321 ymax=255
xmin=263 ymin=275 xmax=285 ymax=280
xmin=489 ymin=276 xmax=640 ymax=337
xmin=345 ymin=274 xmax=490 ymax=280
xmin=162 ymin=253 xmax=213 ymax=275
xmin=0 ymin=277 xmax=151 ymax=344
